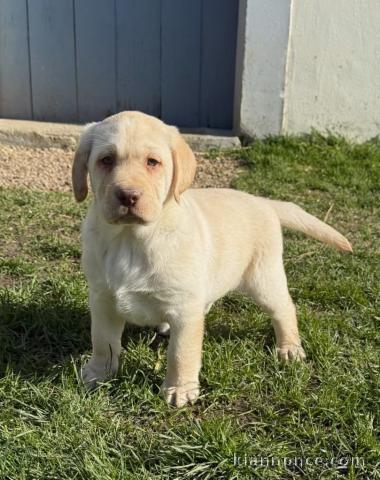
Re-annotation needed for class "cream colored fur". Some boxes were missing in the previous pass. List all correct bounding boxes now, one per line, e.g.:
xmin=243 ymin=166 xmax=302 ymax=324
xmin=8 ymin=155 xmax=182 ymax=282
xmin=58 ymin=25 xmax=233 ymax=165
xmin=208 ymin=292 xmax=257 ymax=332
xmin=72 ymin=111 xmax=352 ymax=407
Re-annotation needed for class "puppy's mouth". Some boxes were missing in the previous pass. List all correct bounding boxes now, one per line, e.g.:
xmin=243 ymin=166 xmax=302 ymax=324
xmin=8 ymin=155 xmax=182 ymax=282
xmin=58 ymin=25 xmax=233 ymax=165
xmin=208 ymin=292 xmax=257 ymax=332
xmin=108 ymin=206 xmax=147 ymax=225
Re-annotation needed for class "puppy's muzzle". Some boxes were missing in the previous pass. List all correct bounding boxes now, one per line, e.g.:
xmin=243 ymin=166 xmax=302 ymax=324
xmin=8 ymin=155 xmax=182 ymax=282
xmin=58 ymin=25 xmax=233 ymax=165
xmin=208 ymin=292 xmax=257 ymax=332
xmin=115 ymin=187 xmax=143 ymax=208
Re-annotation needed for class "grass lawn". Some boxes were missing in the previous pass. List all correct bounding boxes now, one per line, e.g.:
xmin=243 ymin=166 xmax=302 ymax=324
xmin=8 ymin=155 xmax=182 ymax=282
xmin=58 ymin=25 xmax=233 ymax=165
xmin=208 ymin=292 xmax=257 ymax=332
xmin=0 ymin=135 xmax=379 ymax=479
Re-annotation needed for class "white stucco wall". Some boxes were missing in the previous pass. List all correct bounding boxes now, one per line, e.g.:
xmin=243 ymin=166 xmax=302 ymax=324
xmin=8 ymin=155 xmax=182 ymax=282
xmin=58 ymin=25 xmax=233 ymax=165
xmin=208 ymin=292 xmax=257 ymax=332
xmin=235 ymin=0 xmax=291 ymax=138
xmin=283 ymin=0 xmax=380 ymax=140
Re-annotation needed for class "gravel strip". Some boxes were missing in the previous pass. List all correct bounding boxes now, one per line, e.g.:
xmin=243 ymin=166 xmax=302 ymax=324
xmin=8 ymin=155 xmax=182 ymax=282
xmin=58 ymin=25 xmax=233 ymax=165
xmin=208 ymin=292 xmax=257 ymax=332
xmin=0 ymin=144 xmax=242 ymax=192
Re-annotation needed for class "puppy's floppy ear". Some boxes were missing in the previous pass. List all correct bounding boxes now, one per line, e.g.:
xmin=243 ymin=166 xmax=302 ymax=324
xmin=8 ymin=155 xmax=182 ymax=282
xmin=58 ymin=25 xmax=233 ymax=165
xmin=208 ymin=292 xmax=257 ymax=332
xmin=72 ymin=122 xmax=96 ymax=202
xmin=170 ymin=129 xmax=197 ymax=202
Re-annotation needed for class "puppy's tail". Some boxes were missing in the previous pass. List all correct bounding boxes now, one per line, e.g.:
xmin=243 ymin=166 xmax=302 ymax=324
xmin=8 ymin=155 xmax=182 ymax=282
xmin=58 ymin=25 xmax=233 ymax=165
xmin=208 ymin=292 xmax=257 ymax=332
xmin=266 ymin=200 xmax=352 ymax=252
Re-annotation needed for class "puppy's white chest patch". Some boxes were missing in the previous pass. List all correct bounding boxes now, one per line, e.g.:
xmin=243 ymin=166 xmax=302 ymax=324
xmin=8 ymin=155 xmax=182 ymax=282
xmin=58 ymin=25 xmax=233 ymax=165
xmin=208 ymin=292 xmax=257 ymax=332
xmin=103 ymin=237 xmax=169 ymax=327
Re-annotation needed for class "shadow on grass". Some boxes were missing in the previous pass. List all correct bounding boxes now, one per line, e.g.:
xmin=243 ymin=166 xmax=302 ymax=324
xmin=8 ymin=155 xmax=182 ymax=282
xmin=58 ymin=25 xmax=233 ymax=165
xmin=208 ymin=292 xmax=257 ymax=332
xmin=206 ymin=294 xmax=275 ymax=347
xmin=0 ymin=289 xmax=170 ymax=392
xmin=0 ymin=286 xmax=271 ymax=386
xmin=0 ymin=291 xmax=91 ymax=378
xmin=206 ymin=318 xmax=274 ymax=349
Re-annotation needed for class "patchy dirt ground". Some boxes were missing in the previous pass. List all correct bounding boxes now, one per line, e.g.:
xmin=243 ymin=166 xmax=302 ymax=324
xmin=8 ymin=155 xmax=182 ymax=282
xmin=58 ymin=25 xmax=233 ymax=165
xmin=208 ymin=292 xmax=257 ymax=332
xmin=0 ymin=144 xmax=242 ymax=192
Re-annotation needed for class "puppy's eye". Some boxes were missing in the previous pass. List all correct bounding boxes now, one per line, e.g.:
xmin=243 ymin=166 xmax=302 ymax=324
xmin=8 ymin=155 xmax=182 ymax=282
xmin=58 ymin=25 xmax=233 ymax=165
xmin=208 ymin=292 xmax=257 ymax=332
xmin=100 ymin=156 xmax=114 ymax=167
xmin=147 ymin=158 xmax=159 ymax=167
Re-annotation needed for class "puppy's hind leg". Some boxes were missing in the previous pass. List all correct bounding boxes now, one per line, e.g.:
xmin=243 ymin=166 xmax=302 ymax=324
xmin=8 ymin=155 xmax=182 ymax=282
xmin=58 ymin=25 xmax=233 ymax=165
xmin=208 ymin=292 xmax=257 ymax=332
xmin=242 ymin=254 xmax=306 ymax=361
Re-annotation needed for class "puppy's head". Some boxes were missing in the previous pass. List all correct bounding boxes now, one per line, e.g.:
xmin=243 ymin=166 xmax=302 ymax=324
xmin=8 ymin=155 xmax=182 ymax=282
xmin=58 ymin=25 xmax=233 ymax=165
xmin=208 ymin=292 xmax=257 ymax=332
xmin=72 ymin=111 xmax=196 ymax=225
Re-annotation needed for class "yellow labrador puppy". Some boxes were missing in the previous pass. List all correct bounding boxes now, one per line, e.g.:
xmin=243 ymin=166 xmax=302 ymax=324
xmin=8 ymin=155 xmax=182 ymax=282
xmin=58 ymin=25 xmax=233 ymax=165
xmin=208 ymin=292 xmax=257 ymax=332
xmin=72 ymin=111 xmax=352 ymax=407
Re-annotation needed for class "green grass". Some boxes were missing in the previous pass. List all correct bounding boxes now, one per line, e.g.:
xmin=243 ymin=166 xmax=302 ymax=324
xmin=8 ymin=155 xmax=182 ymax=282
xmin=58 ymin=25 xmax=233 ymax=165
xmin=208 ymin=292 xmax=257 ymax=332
xmin=0 ymin=135 xmax=379 ymax=479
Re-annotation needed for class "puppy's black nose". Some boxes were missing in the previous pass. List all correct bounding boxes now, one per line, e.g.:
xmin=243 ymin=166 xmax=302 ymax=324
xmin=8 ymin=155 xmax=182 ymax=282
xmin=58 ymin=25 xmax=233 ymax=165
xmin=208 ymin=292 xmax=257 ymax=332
xmin=115 ymin=188 xmax=142 ymax=207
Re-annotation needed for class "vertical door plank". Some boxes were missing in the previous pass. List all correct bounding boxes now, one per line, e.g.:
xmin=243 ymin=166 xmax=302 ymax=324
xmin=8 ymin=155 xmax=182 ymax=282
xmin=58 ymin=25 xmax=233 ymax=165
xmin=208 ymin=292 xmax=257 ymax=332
xmin=75 ymin=0 xmax=116 ymax=122
xmin=200 ymin=0 xmax=239 ymax=129
xmin=161 ymin=0 xmax=202 ymax=127
xmin=116 ymin=0 xmax=161 ymax=116
xmin=28 ymin=0 xmax=77 ymax=121
xmin=0 ymin=0 xmax=32 ymax=118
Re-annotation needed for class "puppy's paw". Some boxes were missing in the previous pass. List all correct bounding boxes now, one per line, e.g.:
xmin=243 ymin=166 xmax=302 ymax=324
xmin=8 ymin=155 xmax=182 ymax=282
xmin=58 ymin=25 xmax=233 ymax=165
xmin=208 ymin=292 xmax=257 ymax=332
xmin=161 ymin=381 xmax=200 ymax=407
xmin=81 ymin=359 xmax=117 ymax=390
xmin=276 ymin=344 xmax=306 ymax=361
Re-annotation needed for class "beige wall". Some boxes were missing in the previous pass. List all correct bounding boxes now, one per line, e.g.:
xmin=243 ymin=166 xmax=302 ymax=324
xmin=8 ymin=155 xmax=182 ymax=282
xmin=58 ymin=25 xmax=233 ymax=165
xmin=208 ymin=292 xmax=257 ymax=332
xmin=283 ymin=0 xmax=380 ymax=140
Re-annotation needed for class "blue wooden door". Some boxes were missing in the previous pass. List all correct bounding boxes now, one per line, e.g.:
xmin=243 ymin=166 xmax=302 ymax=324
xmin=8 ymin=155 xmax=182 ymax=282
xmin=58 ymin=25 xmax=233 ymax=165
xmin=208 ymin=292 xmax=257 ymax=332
xmin=0 ymin=0 xmax=238 ymax=129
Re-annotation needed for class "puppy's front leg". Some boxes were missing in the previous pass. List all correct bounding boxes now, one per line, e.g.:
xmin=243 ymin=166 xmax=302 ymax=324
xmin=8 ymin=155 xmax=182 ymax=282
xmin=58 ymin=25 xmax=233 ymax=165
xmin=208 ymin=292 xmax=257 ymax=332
xmin=81 ymin=290 xmax=125 ymax=389
xmin=162 ymin=311 xmax=204 ymax=407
